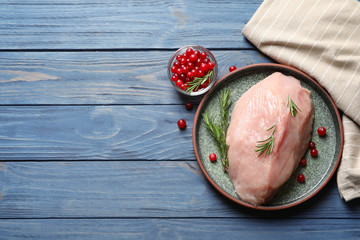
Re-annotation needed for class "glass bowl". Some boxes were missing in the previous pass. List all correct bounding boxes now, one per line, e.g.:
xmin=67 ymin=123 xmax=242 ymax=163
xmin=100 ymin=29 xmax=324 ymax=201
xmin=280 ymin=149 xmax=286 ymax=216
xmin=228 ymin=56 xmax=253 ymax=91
xmin=167 ymin=45 xmax=218 ymax=97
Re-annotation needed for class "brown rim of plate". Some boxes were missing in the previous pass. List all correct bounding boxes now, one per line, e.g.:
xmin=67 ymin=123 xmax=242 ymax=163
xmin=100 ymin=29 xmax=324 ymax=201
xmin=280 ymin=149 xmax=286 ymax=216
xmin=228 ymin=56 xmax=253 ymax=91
xmin=192 ymin=63 xmax=344 ymax=210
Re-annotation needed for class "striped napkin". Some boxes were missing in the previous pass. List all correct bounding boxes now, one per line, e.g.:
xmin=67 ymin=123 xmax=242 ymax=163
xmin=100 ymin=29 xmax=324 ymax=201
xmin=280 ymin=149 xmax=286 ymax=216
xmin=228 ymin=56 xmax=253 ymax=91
xmin=242 ymin=0 xmax=360 ymax=201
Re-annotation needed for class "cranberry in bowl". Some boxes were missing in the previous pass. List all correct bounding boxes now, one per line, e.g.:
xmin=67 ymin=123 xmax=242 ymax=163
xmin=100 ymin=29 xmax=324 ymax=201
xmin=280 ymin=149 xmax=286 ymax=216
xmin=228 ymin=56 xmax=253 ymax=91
xmin=167 ymin=45 xmax=218 ymax=96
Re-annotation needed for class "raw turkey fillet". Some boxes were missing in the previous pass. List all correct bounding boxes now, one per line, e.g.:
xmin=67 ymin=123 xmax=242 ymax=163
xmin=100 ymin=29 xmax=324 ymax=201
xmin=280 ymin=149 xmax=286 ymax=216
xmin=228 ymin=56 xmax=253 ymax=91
xmin=226 ymin=72 xmax=314 ymax=206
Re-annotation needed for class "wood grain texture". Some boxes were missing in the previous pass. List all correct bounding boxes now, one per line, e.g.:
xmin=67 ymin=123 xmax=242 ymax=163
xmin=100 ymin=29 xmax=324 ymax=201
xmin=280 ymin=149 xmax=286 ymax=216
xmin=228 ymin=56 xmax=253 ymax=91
xmin=0 ymin=161 xmax=358 ymax=219
xmin=0 ymin=0 xmax=262 ymax=50
xmin=0 ymin=218 xmax=359 ymax=240
xmin=0 ymin=105 xmax=195 ymax=160
xmin=0 ymin=50 xmax=273 ymax=105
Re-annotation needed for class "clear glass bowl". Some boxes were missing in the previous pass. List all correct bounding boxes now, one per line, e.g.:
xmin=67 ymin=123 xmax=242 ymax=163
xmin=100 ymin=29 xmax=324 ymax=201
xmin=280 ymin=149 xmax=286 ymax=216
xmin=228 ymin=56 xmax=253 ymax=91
xmin=167 ymin=45 xmax=218 ymax=97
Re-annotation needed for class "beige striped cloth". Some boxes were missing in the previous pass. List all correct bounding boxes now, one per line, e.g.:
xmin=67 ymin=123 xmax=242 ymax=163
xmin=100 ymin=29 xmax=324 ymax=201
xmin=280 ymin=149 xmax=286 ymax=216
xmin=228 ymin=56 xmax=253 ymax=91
xmin=242 ymin=0 xmax=360 ymax=201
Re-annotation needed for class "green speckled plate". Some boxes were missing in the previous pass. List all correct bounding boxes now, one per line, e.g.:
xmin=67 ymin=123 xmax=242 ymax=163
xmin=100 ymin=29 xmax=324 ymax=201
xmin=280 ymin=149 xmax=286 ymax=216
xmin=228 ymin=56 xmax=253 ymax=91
xmin=192 ymin=63 xmax=343 ymax=210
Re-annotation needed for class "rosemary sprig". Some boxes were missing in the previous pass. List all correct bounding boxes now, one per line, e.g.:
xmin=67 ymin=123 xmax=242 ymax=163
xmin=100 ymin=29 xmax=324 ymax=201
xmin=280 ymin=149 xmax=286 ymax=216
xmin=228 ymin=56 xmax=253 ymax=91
xmin=286 ymin=95 xmax=302 ymax=117
xmin=254 ymin=124 xmax=276 ymax=157
xmin=219 ymin=88 xmax=232 ymax=131
xmin=186 ymin=70 xmax=213 ymax=93
xmin=202 ymin=88 xmax=232 ymax=171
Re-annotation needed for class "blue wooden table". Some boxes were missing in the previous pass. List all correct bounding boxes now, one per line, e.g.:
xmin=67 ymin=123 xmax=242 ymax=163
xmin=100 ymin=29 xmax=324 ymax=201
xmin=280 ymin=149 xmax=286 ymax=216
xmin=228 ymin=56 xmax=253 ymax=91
xmin=0 ymin=1 xmax=359 ymax=239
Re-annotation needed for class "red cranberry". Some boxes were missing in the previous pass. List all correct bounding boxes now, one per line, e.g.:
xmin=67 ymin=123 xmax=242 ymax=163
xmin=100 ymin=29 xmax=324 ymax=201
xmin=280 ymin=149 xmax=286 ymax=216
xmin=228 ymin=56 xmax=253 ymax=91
xmin=310 ymin=148 xmax=318 ymax=157
xmin=317 ymin=127 xmax=326 ymax=137
xmin=177 ymin=119 xmax=186 ymax=129
xmin=185 ymin=102 xmax=193 ymax=110
xmin=209 ymin=153 xmax=217 ymax=162
xmin=229 ymin=66 xmax=237 ymax=72
xmin=299 ymin=158 xmax=307 ymax=166
xmin=297 ymin=174 xmax=305 ymax=183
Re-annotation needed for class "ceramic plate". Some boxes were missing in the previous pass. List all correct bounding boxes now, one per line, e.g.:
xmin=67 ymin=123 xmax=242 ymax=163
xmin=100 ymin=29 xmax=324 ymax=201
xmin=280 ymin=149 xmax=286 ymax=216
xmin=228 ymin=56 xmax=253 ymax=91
xmin=192 ymin=63 xmax=343 ymax=210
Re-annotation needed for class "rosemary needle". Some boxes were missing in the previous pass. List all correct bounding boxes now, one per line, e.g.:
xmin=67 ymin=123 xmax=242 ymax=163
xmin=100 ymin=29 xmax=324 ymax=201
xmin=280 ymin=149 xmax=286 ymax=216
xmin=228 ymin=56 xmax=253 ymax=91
xmin=286 ymin=95 xmax=302 ymax=117
xmin=186 ymin=70 xmax=213 ymax=93
xmin=254 ymin=124 xmax=276 ymax=157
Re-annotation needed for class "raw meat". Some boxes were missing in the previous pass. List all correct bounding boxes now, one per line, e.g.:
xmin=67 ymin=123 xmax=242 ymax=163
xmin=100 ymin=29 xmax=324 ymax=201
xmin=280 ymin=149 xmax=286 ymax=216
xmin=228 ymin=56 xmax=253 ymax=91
xmin=226 ymin=72 xmax=314 ymax=206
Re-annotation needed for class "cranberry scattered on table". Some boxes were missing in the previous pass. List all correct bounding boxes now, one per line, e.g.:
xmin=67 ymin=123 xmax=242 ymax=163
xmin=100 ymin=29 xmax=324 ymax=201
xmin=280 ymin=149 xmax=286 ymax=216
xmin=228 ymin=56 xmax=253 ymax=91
xmin=177 ymin=119 xmax=187 ymax=129
xmin=185 ymin=102 xmax=193 ymax=110
xmin=229 ymin=66 xmax=237 ymax=72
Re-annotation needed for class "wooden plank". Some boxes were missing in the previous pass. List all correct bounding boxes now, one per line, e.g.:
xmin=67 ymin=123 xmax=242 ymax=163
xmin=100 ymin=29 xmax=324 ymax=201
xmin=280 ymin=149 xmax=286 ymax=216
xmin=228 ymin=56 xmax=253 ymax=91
xmin=0 ymin=0 xmax=262 ymax=50
xmin=0 ymin=218 xmax=359 ymax=240
xmin=0 ymin=161 xmax=358 ymax=219
xmin=0 ymin=105 xmax=195 ymax=160
xmin=0 ymin=50 xmax=273 ymax=105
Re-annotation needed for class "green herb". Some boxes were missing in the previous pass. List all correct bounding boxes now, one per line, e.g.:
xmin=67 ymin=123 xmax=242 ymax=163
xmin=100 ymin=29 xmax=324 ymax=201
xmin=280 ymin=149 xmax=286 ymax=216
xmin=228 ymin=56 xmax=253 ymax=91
xmin=286 ymin=95 xmax=302 ymax=117
xmin=186 ymin=70 xmax=213 ymax=93
xmin=202 ymin=88 xmax=232 ymax=171
xmin=254 ymin=124 xmax=276 ymax=157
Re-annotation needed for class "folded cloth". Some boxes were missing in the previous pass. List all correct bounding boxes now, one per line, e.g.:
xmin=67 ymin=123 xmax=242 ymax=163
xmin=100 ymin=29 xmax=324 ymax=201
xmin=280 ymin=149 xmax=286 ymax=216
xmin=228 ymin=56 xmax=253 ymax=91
xmin=242 ymin=0 xmax=360 ymax=201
